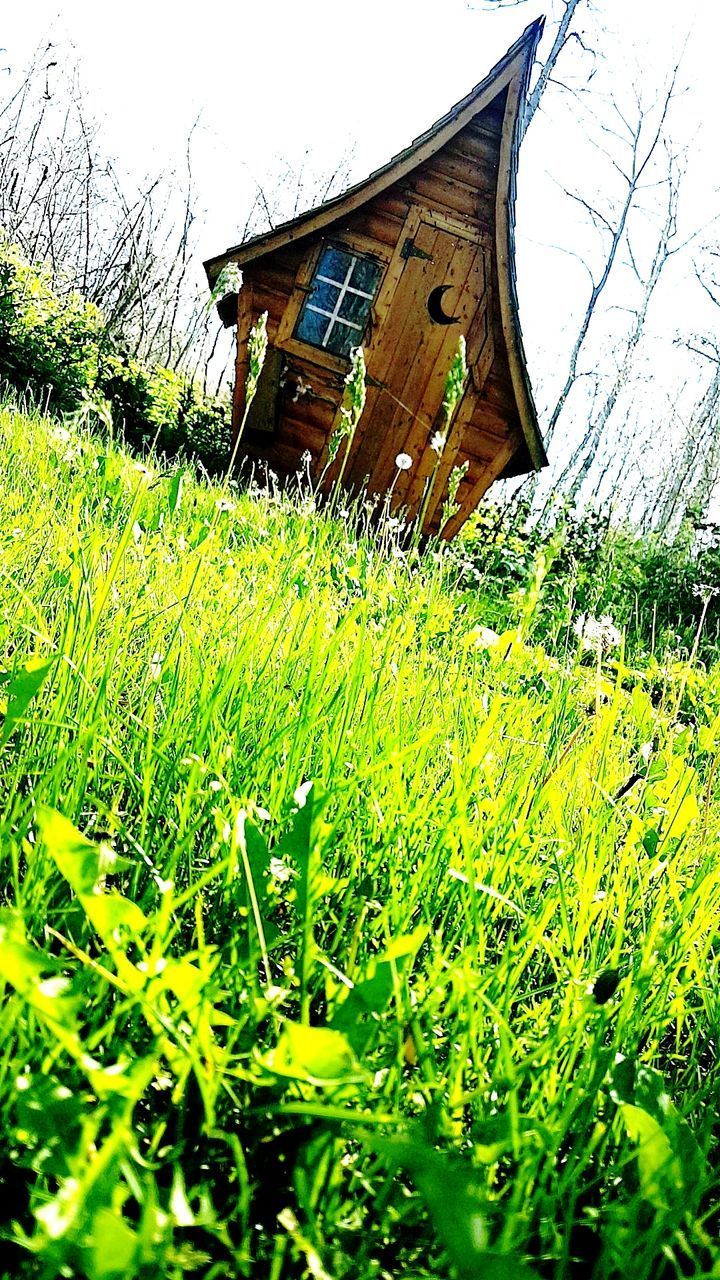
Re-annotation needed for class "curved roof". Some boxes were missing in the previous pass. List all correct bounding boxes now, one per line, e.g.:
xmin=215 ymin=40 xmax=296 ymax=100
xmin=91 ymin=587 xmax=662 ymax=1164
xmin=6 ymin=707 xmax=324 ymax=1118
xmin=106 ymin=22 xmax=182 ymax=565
xmin=205 ymin=17 xmax=547 ymax=473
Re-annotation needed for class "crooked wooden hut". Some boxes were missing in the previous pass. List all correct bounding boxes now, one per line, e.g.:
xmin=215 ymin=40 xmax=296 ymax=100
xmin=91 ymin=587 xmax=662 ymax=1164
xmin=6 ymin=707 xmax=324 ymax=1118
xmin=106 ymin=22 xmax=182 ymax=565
xmin=204 ymin=19 xmax=547 ymax=537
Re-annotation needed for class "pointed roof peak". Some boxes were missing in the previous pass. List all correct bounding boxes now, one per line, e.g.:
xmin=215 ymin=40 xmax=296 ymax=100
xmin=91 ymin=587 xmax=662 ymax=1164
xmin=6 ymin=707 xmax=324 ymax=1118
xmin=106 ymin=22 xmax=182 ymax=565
xmin=204 ymin=18 xmax=544 ymax=284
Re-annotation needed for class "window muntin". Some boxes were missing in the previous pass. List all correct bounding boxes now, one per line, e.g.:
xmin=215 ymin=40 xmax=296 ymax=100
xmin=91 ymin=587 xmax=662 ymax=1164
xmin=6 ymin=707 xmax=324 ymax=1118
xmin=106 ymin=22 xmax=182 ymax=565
xmin=295 ymin=245 xmax=381 ymax=358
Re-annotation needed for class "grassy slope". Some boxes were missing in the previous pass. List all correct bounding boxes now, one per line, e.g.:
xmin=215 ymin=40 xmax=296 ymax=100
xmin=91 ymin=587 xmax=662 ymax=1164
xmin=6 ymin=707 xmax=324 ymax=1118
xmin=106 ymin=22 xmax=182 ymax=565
xmin=0 ymin=400 xmax=718 ymax=1279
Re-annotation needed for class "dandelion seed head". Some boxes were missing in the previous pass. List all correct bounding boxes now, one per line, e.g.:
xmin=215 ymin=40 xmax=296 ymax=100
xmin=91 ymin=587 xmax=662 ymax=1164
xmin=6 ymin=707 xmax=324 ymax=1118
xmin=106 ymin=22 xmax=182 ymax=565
xmin=573 ymin=613 xmax=621 ymax=652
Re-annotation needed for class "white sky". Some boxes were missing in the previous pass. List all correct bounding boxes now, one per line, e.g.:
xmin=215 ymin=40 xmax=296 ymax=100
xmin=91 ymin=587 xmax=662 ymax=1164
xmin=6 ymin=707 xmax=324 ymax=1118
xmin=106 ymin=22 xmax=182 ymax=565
xmin=4 ymin=0 xmax=713 ymax=256
xmin=3 ymin=0 xmax=720 ymax=506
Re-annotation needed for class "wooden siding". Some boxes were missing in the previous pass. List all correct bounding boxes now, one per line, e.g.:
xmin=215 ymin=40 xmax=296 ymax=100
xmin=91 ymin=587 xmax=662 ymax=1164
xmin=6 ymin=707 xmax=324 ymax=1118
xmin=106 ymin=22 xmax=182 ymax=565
xmin=228 ymin=64 xmax=537 ymax=536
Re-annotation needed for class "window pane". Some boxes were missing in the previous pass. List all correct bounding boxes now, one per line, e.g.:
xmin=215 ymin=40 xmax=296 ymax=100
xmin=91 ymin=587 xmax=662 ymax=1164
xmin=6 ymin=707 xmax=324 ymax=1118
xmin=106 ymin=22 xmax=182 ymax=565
xmin=306 ymin=278 xmax=340 ymax=315
xmin=326 ymin=321 xmax=358 ymax=358
xmin=317 ymin=246 xmax=352 ymax=285
xmin=351 ymin=256 xmax=382 ymax=294
xmin=294 ymin=244 xmax=382 ymax=357
xmin=337 ymin=289 xmax=372 ymax=326
xmin=296 ymin=305 xmax=328 ymax=347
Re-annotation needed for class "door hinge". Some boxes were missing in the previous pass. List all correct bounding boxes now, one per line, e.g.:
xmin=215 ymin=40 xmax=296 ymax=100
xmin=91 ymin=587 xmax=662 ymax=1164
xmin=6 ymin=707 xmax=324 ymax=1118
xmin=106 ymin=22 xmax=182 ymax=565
xmin=401 ymin=237 xmax=434 ymax=262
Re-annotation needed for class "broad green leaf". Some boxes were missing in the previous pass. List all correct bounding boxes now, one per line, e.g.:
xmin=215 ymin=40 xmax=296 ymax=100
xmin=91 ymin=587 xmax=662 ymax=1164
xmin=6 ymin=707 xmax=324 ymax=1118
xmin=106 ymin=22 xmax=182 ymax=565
xmin=243 ymin=813 xmax=272 ymax=886
xmin=0 ymin=918 xmax=80 ymax=1061
xmin=331 ymin=929 xmax=426 ymax=1054
xmin=619 ymin=1104 xmax=675 ymax=1209
xmin=1 ymin=656 xmax=54 ymax=745
xmin=374 ymin=1135 xmax=539 ymax=1279
xmin=86 ymin=1209 xmax=138 ymax=1280
xmin=168 ymin=469 xmax=184 ymax=514
xmin=330 ymin=963 xmax=395 ymax=1054
xmin=82 ymin=893 xmax=148 ymax=988
xmin=472 ymin=1113 xmax=551 ymax=1164
xmin=149 ymin=955 xmax=234 ymax=1031
xmin=665 ymin=776 xmax=700 ymax=841
xmin=610 ymin=1056 xmax=706 ymax=1210
xmin=37 ymin=808 xmax=144 ymax=983
xmin=642 ymin=828 xmax=660 ymax=857
xmin=14 ymin=1073 xmax=85 ymax=1177
xmin=0 ymin=925 xmax=77 ymax=1028
xmin=384 ymin=927 xmax=428 ymax=962
xmin=647 ymin=759 xmax=700 ymax=843
xmin=37 ymin=806 xmax=110 ymax=895
xmin=232 ymin=809 xmax=279 ymax=968
xmin=83 ymin=892 xmax=146 ymax=940
xmin=473 ymin=1113 xmax=516 ymax=1164
xmin=85 ymin=1056 xmax=156 ymax=1101
xmin=273 ymin=780 xmax=326 ymax=921
xmin=263 ymin=1021 xmax=362 ymax=1086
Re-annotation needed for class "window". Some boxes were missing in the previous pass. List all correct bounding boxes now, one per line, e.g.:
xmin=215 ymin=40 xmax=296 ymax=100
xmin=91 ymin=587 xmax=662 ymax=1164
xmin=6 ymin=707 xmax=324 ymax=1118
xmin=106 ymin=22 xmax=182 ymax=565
xmin=295 ymin=245 xmax=382 ymax=358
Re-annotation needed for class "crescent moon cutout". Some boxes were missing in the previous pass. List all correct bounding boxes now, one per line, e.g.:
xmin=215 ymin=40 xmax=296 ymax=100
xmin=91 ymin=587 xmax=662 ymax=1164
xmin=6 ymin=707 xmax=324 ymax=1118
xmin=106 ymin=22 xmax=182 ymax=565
xmin=427 ymin=284 xmax=460 ymax=325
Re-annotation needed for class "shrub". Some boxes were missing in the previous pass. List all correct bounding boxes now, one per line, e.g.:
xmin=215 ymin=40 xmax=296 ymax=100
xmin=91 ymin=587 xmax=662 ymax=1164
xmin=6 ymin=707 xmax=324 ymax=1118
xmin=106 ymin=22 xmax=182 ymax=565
xmin=453 ymin=499 xmax=720 ymax=661
xmin=0 ymin=237 xmax=231 ymax=471
xmin=0 ymin=239 xmax=104 ymax=414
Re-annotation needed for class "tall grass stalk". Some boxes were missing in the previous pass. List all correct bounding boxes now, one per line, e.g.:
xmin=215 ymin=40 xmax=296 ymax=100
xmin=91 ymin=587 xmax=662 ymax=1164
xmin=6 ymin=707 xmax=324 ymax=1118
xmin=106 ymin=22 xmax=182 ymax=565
xmin=323 ymin=345 xmax=367 ymax=501
xmin=222 ymin=308 xmax=268 ymax=486
xmin=415 ymin=334 xmax=468 ymax=543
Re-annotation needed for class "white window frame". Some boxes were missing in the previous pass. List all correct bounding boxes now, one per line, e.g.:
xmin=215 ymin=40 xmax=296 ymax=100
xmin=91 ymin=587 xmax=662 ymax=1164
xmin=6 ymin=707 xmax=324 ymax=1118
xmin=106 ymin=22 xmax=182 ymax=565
xmin=301 ymin=250 xmax=377 ymax=351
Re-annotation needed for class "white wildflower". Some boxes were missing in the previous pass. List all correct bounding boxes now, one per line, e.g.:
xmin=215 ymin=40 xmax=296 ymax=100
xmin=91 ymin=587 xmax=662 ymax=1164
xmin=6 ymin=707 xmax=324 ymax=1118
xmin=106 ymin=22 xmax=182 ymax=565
xmin=269 ymin=857 xmax=292 ymax=884
xmin=468 ymin=626 xmax=499 ymax=650
xmin=211 ymin=261 xmax=243 ymax=301
xmin=294 ymin=779 xmax=313 ymax=808
xmin=573 ymin=613 xmax=621 ymax=653
xmin=395 ymin=453 xmax=413 ymax=471
xmin=293 ymin=379 xmax=312 ymax=403
xmin=149 ymin=652 xmax=164 ymax=682
xmin=430 ymin=432 xmax=445 ymax=456
xmin=150 ymin=1073 xmax=174 ymax=1092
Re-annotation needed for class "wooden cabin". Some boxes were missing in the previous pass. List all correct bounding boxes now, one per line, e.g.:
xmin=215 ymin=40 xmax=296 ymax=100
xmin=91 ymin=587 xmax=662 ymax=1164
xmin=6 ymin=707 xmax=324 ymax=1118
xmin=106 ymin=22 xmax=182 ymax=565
xmin=204 ymin=19 xmax=547 ymax=538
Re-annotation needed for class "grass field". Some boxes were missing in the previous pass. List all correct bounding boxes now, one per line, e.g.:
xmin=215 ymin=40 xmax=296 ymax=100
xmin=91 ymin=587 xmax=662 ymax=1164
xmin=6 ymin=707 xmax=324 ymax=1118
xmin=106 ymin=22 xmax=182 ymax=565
xmin=0 ymin=398 xmax=718 ymax=1279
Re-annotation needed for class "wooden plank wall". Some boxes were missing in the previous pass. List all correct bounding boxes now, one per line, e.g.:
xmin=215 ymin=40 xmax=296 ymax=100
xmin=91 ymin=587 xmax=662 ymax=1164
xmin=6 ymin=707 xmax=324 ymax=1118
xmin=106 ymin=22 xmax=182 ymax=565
xmin=235 ymin=89 xmax=524 ymax=531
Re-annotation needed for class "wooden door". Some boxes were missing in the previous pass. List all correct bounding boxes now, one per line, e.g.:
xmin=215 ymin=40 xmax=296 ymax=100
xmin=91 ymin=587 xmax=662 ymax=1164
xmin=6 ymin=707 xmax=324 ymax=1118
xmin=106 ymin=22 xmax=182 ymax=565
xmin=347 ymin=213 xmax=488 ymax=505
